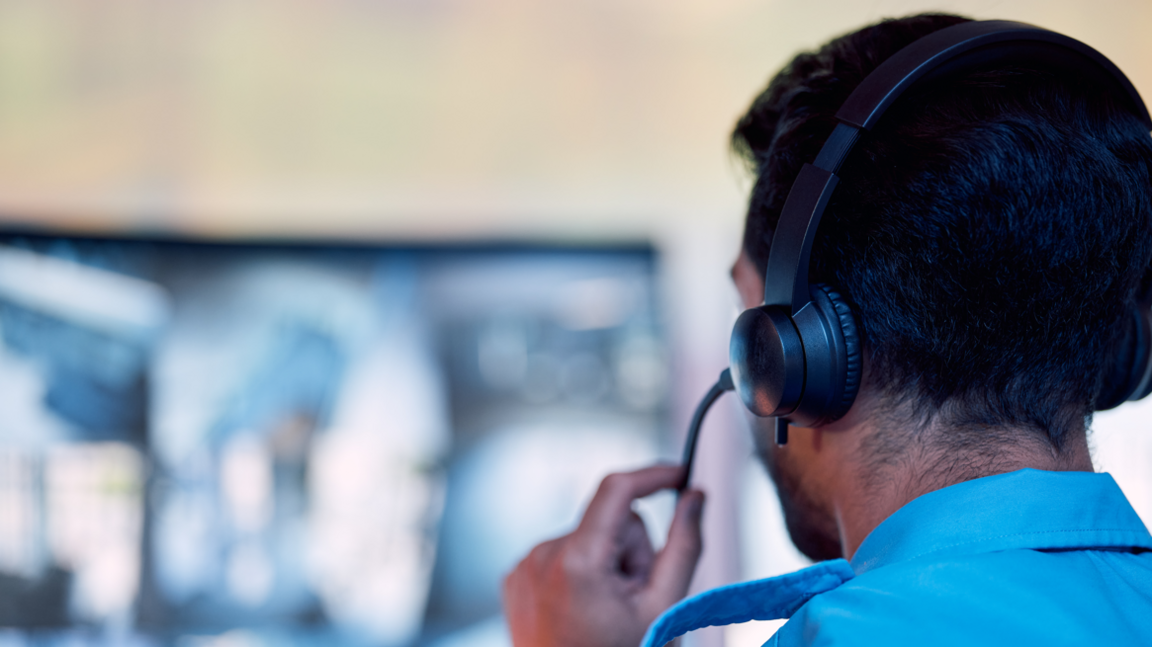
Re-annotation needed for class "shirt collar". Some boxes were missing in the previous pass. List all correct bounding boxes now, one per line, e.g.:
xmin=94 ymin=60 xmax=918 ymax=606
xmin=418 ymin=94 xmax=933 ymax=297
xmin=642 ymin=468 xmax=1152 ymax=647
xmin=850 ymin=468 xmax=1152 ymax=575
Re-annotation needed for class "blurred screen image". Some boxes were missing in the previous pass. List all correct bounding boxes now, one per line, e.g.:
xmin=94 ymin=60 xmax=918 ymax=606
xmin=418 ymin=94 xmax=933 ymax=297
xmin=0 ymin=234 xmax=673 ymax=647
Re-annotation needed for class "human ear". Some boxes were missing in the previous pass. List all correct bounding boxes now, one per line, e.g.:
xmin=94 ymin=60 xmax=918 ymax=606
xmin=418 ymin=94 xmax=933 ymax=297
xmin=731 ymin=249 xmax=764 ymax=310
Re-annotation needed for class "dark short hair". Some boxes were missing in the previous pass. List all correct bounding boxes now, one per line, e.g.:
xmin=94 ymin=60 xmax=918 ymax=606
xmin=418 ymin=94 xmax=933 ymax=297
xmin=732 ymin=14 xmax=1152 ymax=447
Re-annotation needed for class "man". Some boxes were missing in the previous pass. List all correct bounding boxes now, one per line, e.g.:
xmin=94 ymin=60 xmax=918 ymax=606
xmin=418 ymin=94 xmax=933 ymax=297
xmin=503 ymin=13 xmax=1152 ymax=646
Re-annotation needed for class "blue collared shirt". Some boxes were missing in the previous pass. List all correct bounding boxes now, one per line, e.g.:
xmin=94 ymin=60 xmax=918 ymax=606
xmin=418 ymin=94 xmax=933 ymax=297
xmin=642 ymin=469 xmax=1152 ymax=646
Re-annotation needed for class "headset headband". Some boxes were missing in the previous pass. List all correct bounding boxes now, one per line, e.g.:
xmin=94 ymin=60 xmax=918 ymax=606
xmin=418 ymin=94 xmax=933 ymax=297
xmin=761 ymin=20 xmax=1152 ymax=312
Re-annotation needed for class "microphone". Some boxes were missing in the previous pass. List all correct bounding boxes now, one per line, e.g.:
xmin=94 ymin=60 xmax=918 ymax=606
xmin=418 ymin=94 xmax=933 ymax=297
xmin=678 ymin=369 xmax=735 ymax=491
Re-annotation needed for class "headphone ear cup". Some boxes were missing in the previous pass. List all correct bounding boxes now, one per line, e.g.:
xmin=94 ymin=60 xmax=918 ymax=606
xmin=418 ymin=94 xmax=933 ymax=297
xmin=1131 ymin=305 xmax=1152 ymax=402
xmin=1097 ymin=305 xmax=1152 ymax=410
xmin=813 ymin=283 xmax=863 ymax=422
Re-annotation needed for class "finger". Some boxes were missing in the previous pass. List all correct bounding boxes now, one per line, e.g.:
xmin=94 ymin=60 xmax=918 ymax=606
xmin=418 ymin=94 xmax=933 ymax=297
xmin=503 ymin=555 xmax=544 ymax=647
xmin=525 ymin=536 xmax=563 ymax=571
xmin=576 ymin=465 xmax=685 ymax=542
xmin=644 ymin=488 xmax=705 ymax=611
xmin=616 ymin=511 xmax=655 ymax=580
xmin=504 ymin=536 xmax=562 ymax=600
xmin=503 ymin=537 xmax=565 ymax=634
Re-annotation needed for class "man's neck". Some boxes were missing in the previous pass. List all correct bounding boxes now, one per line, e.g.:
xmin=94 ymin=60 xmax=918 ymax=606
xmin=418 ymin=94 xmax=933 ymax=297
xmin=831 ymin=424 xmax=1094 ymax=560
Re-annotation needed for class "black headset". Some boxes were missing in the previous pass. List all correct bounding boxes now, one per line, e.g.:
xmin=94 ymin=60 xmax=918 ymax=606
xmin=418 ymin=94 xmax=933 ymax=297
xmin=681 ymin=20 xmax=1152 ymax=486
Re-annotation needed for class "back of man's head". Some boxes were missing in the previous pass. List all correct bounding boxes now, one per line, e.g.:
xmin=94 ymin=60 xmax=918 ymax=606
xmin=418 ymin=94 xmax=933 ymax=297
xmin=733 ymin=13 xmax=1152 ymax=453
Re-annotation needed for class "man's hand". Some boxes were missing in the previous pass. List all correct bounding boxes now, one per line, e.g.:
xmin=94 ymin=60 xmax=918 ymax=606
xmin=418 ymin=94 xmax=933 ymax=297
xmin=503 ymin=465 xmax=706 ymax=647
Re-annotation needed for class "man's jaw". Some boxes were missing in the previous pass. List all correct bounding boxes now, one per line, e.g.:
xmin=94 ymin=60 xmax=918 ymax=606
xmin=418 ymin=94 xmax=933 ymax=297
xmin=755 ymin=420 xmax=843 ymax=562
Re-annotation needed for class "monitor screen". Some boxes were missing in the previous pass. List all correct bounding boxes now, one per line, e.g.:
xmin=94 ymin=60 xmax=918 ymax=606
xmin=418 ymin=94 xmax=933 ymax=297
xmin=0 ymin=233 xmax=672 ymax=647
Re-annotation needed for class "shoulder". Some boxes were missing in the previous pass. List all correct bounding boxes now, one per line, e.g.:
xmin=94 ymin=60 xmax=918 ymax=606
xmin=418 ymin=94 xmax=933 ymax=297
xmin=772 ymin=549 xmax=1152 ymax=647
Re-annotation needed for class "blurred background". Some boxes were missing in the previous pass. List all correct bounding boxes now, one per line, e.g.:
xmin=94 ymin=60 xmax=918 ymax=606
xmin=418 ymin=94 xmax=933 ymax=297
xmin=0 ymin=1 xmax=1149 ymax=646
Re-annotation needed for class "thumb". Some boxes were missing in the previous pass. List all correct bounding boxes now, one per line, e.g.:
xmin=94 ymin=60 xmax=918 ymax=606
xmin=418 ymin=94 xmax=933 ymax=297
xmin=643 ymin=489 xmax=705 ymax=612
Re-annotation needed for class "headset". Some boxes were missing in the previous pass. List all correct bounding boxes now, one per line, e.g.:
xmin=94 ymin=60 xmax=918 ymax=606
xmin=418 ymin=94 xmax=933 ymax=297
xmin=680 ymin=20 xmax=1152 ymax=488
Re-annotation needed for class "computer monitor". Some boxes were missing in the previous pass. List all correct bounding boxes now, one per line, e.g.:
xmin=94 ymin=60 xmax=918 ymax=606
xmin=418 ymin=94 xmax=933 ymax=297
xmin=0 ymin=232 xmax=671 ymax=647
